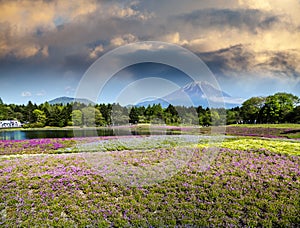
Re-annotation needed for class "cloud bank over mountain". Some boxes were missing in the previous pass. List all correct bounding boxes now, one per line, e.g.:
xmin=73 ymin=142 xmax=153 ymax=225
xmin=0 ymin=0 xmax=299 ymax=104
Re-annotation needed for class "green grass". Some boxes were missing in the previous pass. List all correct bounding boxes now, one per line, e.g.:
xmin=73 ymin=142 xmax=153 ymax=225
xmin=287 ymin=133 xmax=300 ymax=139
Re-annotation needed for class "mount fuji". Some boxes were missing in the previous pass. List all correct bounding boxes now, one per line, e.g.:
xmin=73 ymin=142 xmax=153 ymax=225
xmin=136 ymin=81 xmax=243 ymax=108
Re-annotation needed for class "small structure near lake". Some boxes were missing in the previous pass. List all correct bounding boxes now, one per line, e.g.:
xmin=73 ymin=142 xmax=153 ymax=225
xmin=0 ymin=120 xmax=22 ymax=128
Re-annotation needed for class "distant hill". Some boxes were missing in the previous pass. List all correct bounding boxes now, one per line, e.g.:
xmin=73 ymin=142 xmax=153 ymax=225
xmin=48 ymin=97 xmax=95 ymax=105
xmin=136 ymin=81 xmax=243 ymax=108
xmin=135 ymin=98 xmax=170 ymax=108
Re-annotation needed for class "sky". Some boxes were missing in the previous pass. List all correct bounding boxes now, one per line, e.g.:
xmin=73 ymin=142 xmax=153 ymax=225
xmin=0 ymin=0 xmax=300 ymax=105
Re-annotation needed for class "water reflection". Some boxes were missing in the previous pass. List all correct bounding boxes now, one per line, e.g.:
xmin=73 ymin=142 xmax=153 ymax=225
xmin=0 ymin=131 xmax=26 ymax=140
xmin=0 ymin=128 xmax=181 ymax=140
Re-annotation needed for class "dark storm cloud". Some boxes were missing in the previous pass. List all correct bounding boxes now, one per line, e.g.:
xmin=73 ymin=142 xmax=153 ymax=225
xmin=268 ymin=52 xmax=296 ymax=69
xmin=198 ymin=45 xmax=300 ymax=81
xmin=259 ymin=51 xmax=300 ymax=79
xmin=175 ymin=9 xmax=281 ymax=33
xmin=198 ymin=44 xmax=255 ymax=75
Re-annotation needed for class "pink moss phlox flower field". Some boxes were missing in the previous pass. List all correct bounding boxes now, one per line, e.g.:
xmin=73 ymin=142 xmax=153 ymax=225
xmin=0 ymin=138 xmax=73 ymax=155
xmin=226 ymin=126 xmax=300 ymax=139
xmin=0 ymin=136 xmax=299 ymax=227
xmin=0 ymin=136 xmax=145 ymax=156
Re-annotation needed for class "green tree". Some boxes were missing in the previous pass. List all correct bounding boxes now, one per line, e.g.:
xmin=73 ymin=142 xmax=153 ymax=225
xmin=71 ymin=110 xmax=83 ymax=126
xmin=273 ymin=92 xmax=299 ymax=122
xmin=164 ymin=104 xmax=180 ymax=124
xmin=48 ymin=106 xmax=64 ymax=127
xmin=210 ymin=110 xmax=221 ymax=125
xmin=262 ymin=96 xmax=281 ymax=123
xmin=82 ymin=106 xmax=96 ymax=127
xmin=41 ymin=102 xmax=51 ymax=125
xmin=111 ymin=104 xmax=129 ymax=125
xmin=0 ymin=106 xmax=14 ymax=120
xmin=95 ymin=109 xmax=105 ymax=126
xmin=82 ymin=106 xmax=104 ymax=127
xmin=226 ymin=110 xmax=240 ymax=125
xmin=144 ymin=105 xmax=153 ymax=122
xmin=199 ymin=109 xmax=211 ymax=126
xmin=152 ymin=104 xmax=164 ymax=118
xmin=241 ymin=97 xmax=265 ymax=123
xmin=33 ymin=109 xmax=47 ymax=127
xmin=97 ymin=104 xmax=111 ymax=126
xmin=136 ymin=106 xmax=146 ymax=123
xmin=61 ymin=104 xmax=73 ymax=126
xmin=25 ymin=101 xmax=37 ymax=123
xmin=176 ymin=106 xmax=196 ymax=125
xmin=129 ymin=107 xmax=139 ymax=124
xmin=13 ymin=112 xmax=24 ymax=122
xmin=261 ymin=93 xmax=299 ymax=123
xmin=290 ymin=106 xmax=300 ymax=123
xmin=10 ymin=104 xmax=25 ymax=122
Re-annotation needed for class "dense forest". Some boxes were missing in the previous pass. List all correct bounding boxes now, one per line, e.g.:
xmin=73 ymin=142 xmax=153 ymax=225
xmin=0 ymin=92 xmax=299 ymax=127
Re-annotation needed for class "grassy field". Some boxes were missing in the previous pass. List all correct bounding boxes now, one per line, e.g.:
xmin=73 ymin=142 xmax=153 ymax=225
xmin=0 ymin=128 xmax=299 ymax=227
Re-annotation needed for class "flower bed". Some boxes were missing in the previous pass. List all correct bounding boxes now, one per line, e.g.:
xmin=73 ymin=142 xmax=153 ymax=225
xmin=0 ymin=136 xmax=143 ymax=156
xmin=0 ymin=138 xmax=76 ymax=155
xmin=226 ymin=126 xmax=300 ymax=139
xmin=0 ymin=137 xmax=299 ymax=227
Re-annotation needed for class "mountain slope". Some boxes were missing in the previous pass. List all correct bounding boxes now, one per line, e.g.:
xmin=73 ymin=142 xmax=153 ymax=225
xmin=48 ymin=97 xmax=95 ymax=105
xmin=136 ymin=81 xmax=242 ymax=108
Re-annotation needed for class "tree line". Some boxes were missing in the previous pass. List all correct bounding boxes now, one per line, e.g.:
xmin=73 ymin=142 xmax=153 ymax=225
xmin=0 ymin=92 xmax=299 ymax=127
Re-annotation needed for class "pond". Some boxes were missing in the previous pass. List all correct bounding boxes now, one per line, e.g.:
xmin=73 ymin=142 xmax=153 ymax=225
xmin=0 ymin=127 xmax=182 ymax=140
